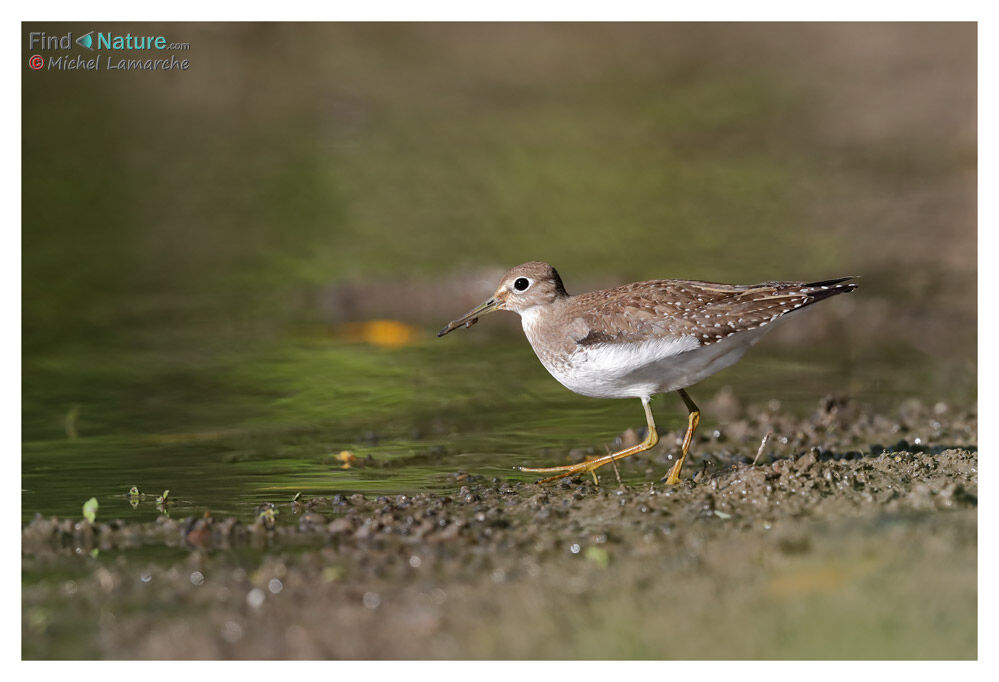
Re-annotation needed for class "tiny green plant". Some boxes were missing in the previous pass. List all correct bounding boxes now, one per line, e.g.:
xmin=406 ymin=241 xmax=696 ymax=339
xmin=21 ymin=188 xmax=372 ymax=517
xmin=155 ymin=490 xmax=171 ymax=515
xmin=82 ymin=497 xmax=98 ymax=523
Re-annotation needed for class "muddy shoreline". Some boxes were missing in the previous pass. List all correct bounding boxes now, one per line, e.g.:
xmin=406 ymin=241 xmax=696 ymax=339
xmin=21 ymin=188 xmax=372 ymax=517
xmin=23 ymin=400 xmax=977 ymax=659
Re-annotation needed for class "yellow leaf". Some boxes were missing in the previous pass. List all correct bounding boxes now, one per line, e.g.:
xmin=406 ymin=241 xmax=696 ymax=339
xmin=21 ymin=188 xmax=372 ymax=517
xmin=336 ymin=320 xmax=419 ymax=349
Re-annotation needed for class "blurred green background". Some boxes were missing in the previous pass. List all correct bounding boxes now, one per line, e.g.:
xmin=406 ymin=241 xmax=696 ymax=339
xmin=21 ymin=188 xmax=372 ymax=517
xmin=22 ymin=23 xmax=976 ymax=520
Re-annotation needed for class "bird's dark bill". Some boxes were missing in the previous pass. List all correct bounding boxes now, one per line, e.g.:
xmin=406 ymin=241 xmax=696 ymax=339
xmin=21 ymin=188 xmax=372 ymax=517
xmin=437 ymin=298 xmax=501 ymax=337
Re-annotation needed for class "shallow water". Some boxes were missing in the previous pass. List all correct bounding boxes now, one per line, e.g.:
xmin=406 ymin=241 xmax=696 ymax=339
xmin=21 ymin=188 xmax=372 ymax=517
xmin=21 ymin=326 xmax=970 ymax=525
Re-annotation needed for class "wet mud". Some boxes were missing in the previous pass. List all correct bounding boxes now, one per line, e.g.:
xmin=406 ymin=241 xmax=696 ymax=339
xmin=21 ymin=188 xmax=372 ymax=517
xmin=22 ymin=399 xmax=977 ymax=659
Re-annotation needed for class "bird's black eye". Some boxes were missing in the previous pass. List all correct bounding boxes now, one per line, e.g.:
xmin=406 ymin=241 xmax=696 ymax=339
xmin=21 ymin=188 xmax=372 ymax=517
xmin=513 ymin=277 xmax=530 ymax=292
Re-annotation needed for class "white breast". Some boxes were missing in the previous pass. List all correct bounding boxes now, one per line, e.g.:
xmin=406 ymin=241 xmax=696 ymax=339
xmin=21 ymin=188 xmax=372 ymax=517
xmin=521 ymin=309 xmax=774 ymax=399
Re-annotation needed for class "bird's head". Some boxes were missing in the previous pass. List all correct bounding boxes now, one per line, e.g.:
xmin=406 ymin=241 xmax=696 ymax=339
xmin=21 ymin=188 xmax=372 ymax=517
xmin=437 ymin=261 xmax=568 ymax=337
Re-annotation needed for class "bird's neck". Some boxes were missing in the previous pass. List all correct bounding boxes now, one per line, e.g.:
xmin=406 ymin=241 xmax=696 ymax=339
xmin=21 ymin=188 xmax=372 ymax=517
xmin=518 ymin=299 xmax=566 ymax=346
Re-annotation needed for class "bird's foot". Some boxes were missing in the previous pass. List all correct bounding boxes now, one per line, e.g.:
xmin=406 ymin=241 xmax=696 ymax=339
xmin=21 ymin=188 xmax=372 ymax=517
xmin=661 ymin=455 xmax=686 ymax=485
xmin=516 ymin=460 xmax=592 ymax=485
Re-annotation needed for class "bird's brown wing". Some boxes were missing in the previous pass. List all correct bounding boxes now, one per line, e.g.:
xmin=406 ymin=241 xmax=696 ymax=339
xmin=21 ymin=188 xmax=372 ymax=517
xmin=568 ymin=278 xmax=856 ymax=348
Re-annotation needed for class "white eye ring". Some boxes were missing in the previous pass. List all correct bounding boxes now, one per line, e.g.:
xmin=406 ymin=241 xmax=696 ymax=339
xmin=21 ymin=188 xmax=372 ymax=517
xmin=512 ymin=277 xmax=532 ymax=292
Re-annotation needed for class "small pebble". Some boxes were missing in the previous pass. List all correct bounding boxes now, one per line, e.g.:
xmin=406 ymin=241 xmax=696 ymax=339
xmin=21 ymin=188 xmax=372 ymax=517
xmin=246 ymin=588 xmax=265 ymax=609
xmin=362 ymin=592 xmax=381 ymax=609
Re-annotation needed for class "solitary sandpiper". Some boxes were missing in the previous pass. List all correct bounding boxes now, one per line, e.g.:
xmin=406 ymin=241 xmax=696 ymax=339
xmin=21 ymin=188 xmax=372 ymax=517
xmin=438 ymin=262 xmax=856 ymax=485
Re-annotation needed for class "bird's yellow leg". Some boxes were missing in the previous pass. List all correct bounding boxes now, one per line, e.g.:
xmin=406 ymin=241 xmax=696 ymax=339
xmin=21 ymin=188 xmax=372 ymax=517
xmin=663 ymin=388 xmax=700 ymax=485
xmin=518 ymin=398 xmax=658 ymax=484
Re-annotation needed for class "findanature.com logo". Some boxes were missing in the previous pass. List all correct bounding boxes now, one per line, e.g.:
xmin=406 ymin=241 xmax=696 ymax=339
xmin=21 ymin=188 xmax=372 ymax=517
xmin=26 ymin=30 xmax=192 ymax=72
